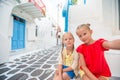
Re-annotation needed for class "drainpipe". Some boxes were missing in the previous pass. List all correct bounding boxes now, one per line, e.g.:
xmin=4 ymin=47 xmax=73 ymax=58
xmin=62 ymin=0 xmax=77 ymax=32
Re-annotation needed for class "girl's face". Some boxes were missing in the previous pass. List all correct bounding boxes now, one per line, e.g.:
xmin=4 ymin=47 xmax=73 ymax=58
xmin=63 ymin=33 xmax=74 ymax=48
xmin=76 ymin=26 xmax=92 ymax=44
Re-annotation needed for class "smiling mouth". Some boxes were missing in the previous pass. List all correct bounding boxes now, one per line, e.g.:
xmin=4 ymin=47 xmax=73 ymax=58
xmin=82 ymin=39 xmax=86 ymax=42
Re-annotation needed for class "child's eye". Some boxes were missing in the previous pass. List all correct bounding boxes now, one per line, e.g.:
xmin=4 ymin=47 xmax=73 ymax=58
xmin=79 ymin=35 xmax=82 ymax=38
xmin=83 ymin=33 xmax=86 ymax=35
xmin=64 ymin=39 xmax=67 ymax=41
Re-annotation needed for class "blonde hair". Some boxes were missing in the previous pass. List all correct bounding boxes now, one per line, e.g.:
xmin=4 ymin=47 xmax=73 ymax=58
xmin=76 ymin=23 xmax=91 ymax=30
xmin=61 ymin=32 xmax=74 ymax=54
xmin=62 ymin=32 xmax=74 ymax=41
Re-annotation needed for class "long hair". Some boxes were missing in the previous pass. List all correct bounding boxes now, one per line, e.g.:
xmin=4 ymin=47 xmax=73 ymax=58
xmin=61 ymin=32 xmax=75 ymax=60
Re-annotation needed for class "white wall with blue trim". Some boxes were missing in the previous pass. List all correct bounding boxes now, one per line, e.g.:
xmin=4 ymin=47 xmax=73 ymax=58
xmin=0 ymin=0 xmax=57 ymax=64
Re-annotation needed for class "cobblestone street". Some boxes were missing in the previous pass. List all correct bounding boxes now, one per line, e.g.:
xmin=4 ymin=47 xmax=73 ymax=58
xmin=0 ymin=45 xmax=61 ymax=80
xmin=0 ymin=45 xmax=120 ymax=80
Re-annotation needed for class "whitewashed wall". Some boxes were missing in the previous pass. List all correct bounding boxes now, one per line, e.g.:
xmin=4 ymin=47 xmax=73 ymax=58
xmin=0 ymin=1 xmax=15 ymax=64
xmin=36 ymin=18 xmax=57 ymax=49
xmin=69 ymin=0 xmax=120 ymax=77
xmin=0 ymin=1 xmax=38 ymax=64
xmin=27 ymin=23 xmax=37 ymax=41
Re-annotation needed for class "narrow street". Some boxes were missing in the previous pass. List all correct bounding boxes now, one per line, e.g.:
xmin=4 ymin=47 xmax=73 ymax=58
xmin=0 ymin=45 xmax=61 ymax=80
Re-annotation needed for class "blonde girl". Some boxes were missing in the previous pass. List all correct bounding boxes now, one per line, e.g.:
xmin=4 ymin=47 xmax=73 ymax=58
xmin=76 ymin=23 xmax=120 ymax=80
xmin=53 ymin=32 xmax=79 ymax=80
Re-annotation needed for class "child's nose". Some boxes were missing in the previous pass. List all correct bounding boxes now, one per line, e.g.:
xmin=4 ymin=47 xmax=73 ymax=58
xmin=81 ymin=36 xmax=86 ymax=40
xmin=67 ymin=39 xmax=70 ymax=42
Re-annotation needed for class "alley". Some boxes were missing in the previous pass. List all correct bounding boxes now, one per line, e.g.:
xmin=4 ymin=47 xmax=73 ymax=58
xmin=1 ymin=0 xmax=120 ymax=80
xmin=0 ymin=45 xmax=61 ymax=80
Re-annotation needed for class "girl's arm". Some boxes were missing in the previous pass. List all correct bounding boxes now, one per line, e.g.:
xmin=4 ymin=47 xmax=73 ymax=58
xmin=57 ymin=51 xmax=63 ymax=80
xmin=58 ymin=64 xmax=63 ymax=80
xmin=58 ymin=64 xmax=63 ymax=74
xmin=103 ymin=39 xmax=120 ymax=50
xmin=80 ymin=53 xmax=98 ymax=80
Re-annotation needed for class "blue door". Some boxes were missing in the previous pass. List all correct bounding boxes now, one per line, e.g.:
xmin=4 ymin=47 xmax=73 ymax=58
xmin=11 ymin=16 xmax=25 ymax=50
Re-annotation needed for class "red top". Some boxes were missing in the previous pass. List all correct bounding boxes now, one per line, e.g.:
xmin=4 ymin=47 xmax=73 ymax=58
xmin=76 ymin=39 xmax=111 ymax=77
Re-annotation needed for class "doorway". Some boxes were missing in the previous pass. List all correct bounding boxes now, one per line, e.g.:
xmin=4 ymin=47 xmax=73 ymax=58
xmin=11 ymin=15 xmax=25 ymax=50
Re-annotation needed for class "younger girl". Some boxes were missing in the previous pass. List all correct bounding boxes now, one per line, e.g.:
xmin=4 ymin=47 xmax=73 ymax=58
xmin=53 ymin=32 xmax=79 ymax=80
xmin=76 ymin=23 xmax=120 ymax=80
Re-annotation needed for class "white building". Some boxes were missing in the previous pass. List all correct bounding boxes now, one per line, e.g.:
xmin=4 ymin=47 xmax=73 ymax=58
xmin=0 ymin=0 xmax=59 ymax=64
xmin=0 ymin=0 xmax=120 ymax=77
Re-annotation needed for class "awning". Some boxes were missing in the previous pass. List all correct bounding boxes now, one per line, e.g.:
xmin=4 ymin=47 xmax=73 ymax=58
xmin=17 ymin=3 xmax=45 ymax=18
xmin=13 ymin=0 xmax=46 ymax=19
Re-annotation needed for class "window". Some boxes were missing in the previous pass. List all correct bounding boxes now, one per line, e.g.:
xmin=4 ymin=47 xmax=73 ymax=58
xmin=35 ymin=26 xmax=38 ymax=37
xmin=118 ymin=0 xmax=120 ymax=30
xmin=112 ymin=0 xmax=120 ymax=34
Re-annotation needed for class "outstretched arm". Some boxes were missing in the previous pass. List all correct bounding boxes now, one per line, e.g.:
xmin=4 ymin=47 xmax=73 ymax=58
xmin=103 ymin=39 xmax=120 ymax=50
xmin=79 ymin=53 xmax=98 ymax=80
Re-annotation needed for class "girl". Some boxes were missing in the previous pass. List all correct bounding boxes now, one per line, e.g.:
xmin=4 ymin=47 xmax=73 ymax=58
xmin=53 ymin=32 xmax=79 ymax=80
xmin=76 ymin=23 xmax=120 ymax=80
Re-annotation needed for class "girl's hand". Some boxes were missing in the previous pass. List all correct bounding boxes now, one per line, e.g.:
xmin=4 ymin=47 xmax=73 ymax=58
xmin=98 ymin=76 xmax=107 ymax=80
